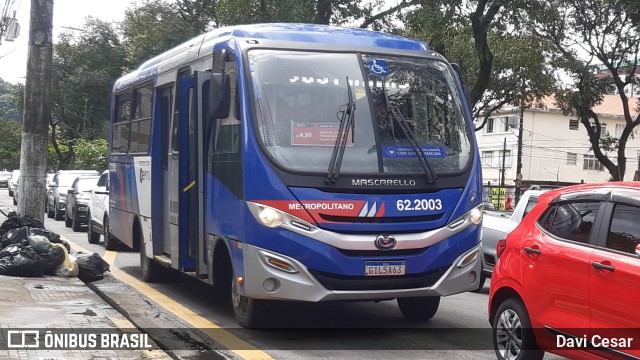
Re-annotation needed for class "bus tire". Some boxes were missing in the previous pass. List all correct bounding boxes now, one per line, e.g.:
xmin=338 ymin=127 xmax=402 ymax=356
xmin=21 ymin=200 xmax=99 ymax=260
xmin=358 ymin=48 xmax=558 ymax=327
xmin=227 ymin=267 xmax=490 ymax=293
xmin=231 ymin=270 xmax=266 ymax=328
xmin=138 ymin=223 xmax=161 ymax=283
xmin=104 ymin=215 xmax=118 ymax=250
xmin=397 ymin=296 xmax=440 ymax=321
xmin=471 ymin=273 xmax=487 ymax=293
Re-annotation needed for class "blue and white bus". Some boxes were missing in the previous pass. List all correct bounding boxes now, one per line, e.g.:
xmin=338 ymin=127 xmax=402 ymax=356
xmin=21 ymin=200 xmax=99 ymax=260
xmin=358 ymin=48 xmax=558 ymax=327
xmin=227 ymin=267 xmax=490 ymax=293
xmin=109 ymin=23 xmax=483 ymax=327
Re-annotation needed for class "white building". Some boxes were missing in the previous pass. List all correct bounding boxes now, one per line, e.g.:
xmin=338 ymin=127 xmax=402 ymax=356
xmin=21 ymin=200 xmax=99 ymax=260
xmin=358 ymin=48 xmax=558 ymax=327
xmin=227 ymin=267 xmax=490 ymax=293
xmin=475 ymin=95 xmax=640 ymax=191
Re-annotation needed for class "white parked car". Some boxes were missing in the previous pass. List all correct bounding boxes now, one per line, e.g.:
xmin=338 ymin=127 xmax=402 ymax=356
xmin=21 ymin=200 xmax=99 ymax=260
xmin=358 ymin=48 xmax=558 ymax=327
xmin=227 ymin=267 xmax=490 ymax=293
xmin=47 ymin=170 xmax=99 ymax=220
xmin=87 ymin=170 xmax=110 ymax=246
xmin=7 ymin=170 xmax=19 ymax=197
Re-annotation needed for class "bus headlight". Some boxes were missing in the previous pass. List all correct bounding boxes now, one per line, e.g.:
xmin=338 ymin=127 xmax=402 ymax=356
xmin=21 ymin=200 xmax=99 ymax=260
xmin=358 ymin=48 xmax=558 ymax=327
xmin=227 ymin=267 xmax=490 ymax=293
xmin=469 ymin=207 xmax=483 ymax=225
xmin=258 ymin=207 xmax=283 ymax=228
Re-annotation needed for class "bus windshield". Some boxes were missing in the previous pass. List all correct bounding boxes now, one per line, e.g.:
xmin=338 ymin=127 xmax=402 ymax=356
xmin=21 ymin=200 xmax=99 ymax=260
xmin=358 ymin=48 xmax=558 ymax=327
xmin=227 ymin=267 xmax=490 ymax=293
xmin=249 ymin=50 xmax=472 ymax=176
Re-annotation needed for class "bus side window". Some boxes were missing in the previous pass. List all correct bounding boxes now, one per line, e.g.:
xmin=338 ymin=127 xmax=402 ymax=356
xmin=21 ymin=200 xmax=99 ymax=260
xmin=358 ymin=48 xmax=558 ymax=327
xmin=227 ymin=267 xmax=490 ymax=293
xmin=213 ymin=60 xmax=240 ymax=155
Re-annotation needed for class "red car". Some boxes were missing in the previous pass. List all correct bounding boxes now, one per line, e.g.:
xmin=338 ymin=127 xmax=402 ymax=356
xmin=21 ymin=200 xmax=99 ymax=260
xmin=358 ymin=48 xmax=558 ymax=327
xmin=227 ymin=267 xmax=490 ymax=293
xmin=489 ymin=182 xmax=640 ymax=360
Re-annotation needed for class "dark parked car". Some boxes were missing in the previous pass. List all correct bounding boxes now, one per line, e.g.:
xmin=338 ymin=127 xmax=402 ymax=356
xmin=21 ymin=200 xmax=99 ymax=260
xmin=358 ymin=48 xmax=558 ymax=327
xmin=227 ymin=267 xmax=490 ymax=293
xmin=47 ymin=170 xmax=99 ymax=220
xmin=0 ymin=170 xmax=10 ymax=188
xmin=489 ymin=182 xmax=640 ymax=360
xmin=64 ymin=175 xmax=99 ymax=231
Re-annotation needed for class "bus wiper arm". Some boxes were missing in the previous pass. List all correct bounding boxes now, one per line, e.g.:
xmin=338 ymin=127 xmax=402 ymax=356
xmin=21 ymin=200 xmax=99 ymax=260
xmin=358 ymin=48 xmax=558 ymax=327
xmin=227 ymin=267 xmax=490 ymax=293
xmin=384 ymin=96 xmax=438 ymax=184
xmin=326 ymin=77 xmax=356 ymax=183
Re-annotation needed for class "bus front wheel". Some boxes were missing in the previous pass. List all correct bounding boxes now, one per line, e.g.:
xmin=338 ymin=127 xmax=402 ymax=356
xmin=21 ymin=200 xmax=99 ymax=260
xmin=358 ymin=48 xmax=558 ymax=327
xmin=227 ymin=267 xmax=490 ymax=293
xmin=397 ymin=296 xmax=440 ymax=321
xmin=231 ymin=273 xmax=266 ymax=328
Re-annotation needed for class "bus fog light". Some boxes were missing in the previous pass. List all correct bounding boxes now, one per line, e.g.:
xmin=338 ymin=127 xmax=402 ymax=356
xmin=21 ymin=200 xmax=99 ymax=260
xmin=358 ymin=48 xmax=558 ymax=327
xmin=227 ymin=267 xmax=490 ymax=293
xmin=469 ymin=207 xmax=482 ymax=224
xmin=457 ymin=249 xmax=479 ymax=268
xmin=258 ymin=207 xmax=283 ymax=227
xmin=468 ymin=271 xmax=477 ymax=284
xmin=263 ymin=278 xmax=280 ymax=292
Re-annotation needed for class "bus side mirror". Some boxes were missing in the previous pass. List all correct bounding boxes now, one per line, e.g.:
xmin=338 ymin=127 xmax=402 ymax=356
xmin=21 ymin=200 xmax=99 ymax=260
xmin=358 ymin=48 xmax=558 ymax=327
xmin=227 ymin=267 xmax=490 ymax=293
xmin=210 ymin=73 xmax=231 ymax=119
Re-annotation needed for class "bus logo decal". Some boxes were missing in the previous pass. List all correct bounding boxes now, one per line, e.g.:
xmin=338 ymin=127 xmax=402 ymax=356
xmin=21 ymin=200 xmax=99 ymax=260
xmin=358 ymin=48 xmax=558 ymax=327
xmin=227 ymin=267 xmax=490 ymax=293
xmin=358 ymin=202 xmax=385 ymax=217
xmin=375 ymin=234 xmax=396 ymax=250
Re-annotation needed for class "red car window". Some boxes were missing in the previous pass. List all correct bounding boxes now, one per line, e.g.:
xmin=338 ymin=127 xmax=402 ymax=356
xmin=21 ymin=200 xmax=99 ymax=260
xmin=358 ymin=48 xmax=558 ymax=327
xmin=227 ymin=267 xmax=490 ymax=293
xmin=606 ymin=203 xmax=640 ymax=254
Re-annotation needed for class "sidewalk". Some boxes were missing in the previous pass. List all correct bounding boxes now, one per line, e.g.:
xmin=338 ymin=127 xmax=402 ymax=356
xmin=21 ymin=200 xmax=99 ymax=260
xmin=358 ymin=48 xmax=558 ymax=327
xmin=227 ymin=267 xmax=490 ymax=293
xmin=0 ymin=209 xmax=171 ymax=360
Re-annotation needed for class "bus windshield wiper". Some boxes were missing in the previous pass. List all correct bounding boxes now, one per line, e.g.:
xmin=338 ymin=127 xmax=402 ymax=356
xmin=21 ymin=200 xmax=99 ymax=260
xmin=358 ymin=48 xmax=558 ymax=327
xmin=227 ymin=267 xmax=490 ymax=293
xmin=326 ymin=77 xmax=356 ymax=183
xmin=383 ymin=91 xmax=438 ymax=184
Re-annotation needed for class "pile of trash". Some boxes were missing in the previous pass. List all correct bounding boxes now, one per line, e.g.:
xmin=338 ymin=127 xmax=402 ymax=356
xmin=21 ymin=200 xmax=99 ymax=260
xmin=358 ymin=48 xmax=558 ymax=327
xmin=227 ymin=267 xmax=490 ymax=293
xmin=0 ymin=211 xmax=110 ymax=282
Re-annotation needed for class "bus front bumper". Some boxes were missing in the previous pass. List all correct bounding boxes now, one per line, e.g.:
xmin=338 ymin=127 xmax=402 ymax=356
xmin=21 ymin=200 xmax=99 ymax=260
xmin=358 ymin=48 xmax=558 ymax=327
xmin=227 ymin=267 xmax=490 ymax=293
xmin=240 ymin=243 xmax=482 ymax=302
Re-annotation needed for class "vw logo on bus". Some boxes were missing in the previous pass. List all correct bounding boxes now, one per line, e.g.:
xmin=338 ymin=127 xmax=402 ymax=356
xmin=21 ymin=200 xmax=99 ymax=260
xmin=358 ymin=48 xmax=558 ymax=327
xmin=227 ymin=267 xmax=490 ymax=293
xmin=375 ymin=234 xmax=397 ymax=250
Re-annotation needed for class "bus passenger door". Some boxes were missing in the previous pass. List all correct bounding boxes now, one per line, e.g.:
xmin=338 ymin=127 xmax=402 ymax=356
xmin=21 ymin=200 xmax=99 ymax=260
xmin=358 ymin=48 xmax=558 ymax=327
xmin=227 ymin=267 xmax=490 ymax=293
xmin=177 ymin=72 xmax=208 ymax=276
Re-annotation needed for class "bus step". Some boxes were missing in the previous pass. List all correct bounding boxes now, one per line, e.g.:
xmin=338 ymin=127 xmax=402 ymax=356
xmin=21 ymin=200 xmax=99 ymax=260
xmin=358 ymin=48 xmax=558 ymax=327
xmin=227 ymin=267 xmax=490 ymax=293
xmin=153 ymin=255 xmax=172 ymax=268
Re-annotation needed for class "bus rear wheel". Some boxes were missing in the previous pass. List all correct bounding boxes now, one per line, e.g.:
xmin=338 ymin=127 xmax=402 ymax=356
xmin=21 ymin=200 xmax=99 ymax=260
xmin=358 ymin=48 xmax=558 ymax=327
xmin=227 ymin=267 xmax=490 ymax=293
xmin=140 ymin=241 xmax=162 ymax=282
xmin=231 ymin=272 xmax=266 ymax=328
xmin=397 ymin=296 xmax=440 ymax=321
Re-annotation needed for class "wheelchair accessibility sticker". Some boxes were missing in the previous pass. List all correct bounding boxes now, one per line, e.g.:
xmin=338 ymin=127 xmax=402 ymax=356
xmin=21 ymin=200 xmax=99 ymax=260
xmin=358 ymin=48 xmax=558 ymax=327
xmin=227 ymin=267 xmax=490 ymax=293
xmin=368 ymin=59 xmax=390 ymax=76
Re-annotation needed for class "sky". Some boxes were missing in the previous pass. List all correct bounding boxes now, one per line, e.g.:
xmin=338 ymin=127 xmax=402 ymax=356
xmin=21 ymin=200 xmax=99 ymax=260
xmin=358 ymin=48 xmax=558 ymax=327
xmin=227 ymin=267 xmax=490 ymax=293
xmin=0 ymin=0 xmax=136 ymax=84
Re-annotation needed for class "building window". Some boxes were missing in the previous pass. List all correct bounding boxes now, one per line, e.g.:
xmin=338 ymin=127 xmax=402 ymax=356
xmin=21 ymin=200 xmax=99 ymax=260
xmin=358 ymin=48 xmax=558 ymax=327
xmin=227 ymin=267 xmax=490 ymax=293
xmin=481 ymin=150 xmax=511 ymax=167
xmin=569 ymin=119 xmax=579 ymax=130
xmin=482 ymin=151 xmax=494 ymax=166
xmin=567 ymin=153 xmax=577 ymax=165
xmin=615 ymin=124 xmax=624 ymax=138
xmin=485 ymin=118 xmax=495 ymax=133
xmin=483 ymin=116 xmax=516 ymax=134
xmin=591 ymin=122 xmax=608 ymax=139
xmin=583 ymin=154 xmax=604 ymax=171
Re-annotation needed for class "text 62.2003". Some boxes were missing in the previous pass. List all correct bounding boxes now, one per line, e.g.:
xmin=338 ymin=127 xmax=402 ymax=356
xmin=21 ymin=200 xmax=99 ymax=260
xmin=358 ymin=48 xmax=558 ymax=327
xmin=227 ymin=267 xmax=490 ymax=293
xmin=396 ymin=199 xmax=442 ymax=211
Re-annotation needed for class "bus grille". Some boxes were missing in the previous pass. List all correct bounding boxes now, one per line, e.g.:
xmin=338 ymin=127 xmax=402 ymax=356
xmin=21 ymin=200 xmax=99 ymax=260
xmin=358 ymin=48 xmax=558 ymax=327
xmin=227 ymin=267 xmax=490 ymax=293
xmin=309 ymin=266 xmax=449 ymax=291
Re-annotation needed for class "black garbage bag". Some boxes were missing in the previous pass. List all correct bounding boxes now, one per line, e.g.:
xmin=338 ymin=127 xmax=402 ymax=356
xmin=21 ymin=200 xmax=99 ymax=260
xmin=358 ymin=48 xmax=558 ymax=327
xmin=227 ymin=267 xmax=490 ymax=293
xmin=29 ymin=228 xmax=70 ymax=253
xmin=0 ymin=226 xmax=31 ymax=249
xmin=40 ymin=244 xmax=65 ymax=275
xmin=0 ymin=212 xmax=44 ymax=238
xmin=75 ymin=253 xmax=110 ymax=282
xmin=0 ymin=243 xmax=44 ymax=277
xmin=29 ymin=235 xmax=52 ymax=254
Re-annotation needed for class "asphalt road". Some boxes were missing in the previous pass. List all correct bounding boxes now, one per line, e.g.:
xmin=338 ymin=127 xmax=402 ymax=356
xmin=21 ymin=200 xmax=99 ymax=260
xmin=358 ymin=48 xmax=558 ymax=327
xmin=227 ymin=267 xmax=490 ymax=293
xmin=0 ymin=189 xmax=562 ymax=359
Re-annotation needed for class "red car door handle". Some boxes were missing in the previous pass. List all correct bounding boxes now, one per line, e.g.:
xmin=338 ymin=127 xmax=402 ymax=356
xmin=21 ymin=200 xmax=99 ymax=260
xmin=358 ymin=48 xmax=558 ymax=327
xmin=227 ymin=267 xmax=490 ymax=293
xmin=592 ymin=262 xmax=615 ymax=272
xmin=524 ymin=247 xmax=541 ymax=255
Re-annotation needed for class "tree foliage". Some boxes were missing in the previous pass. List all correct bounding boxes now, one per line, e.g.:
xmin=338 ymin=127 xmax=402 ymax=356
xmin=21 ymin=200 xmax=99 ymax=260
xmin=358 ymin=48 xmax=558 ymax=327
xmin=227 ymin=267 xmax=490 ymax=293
xmin=405 ymin=0 xmax=557 ymax=130
xmin=529 ymin=0 xmax=640 ymax=181
xmin=0 ymin=80 xmax=23 ymax=122
xmin=0 ymin=118 xmax=22 ymax=170
xmin=51 ymin=17 xmax=126 ymax=169
xmin=121 ymin=0 xmax=205 ymax=67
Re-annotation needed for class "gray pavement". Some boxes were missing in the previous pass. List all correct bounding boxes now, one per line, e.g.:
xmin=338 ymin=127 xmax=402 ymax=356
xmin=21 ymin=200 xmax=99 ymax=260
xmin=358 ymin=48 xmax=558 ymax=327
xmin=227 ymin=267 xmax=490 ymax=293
xmin=0 ymin=208 xmax=171 ymax=360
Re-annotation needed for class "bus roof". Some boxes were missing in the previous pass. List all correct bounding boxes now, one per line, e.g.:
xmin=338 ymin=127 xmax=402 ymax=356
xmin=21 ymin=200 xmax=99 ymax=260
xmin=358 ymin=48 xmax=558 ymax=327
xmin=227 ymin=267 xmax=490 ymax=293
xmin=114 ymin=23 xmax=431 ymax=90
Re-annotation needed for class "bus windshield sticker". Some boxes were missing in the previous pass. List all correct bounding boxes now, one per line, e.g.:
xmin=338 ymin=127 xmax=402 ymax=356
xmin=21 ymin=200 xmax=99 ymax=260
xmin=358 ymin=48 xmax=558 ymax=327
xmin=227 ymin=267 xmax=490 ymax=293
xmin=291 ymin=122 xmax=354 ymax=146
xmin=383 ymin=146 xmax=447 ymax=159
xmin=367 ymin=59 xmax=390 ymax=76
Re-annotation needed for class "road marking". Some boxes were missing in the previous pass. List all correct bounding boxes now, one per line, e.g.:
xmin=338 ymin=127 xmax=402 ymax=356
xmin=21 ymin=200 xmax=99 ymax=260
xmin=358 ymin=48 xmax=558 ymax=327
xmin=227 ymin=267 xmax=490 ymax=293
xmin=69 ymin=241 xmax=273 ymax=360
xmin=102 ymin=250 xmax=118 ymax=265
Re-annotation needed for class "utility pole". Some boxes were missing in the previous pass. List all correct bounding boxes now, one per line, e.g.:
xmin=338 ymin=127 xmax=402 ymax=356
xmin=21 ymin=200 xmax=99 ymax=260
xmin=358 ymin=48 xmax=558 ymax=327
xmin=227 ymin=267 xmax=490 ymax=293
xmin=515 ymin=102 xmax=524 ymax=203
xmin=500 ymin=137 xmax=507 ymax=210
xmin=17 ymin=0 xmax=53 ymax=223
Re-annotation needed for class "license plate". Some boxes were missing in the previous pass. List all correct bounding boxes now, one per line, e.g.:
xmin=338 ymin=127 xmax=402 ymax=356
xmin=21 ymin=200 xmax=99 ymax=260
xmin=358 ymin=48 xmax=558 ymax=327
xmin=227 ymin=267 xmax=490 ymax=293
xmin=364 ymin=261 xmax=406 ymax=276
